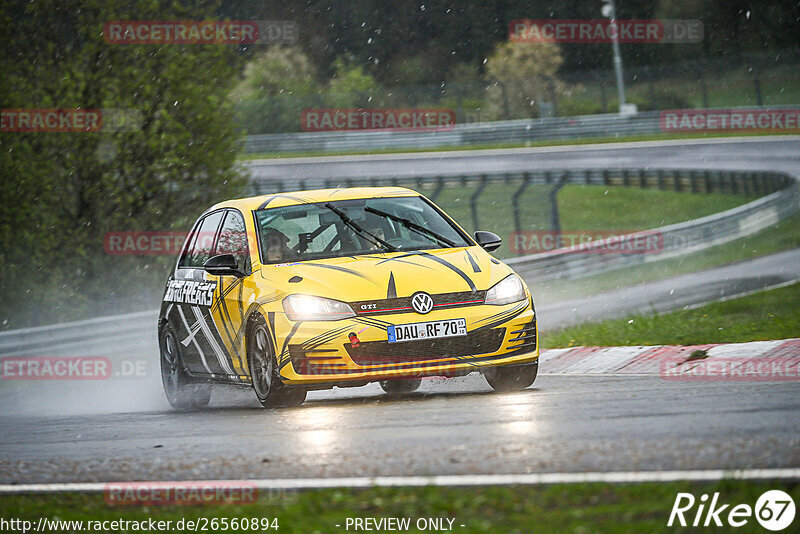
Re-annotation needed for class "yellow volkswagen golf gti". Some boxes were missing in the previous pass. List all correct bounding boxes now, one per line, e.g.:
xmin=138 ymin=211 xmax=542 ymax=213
xmin=158 ymin=187 xmax=539 ymax=409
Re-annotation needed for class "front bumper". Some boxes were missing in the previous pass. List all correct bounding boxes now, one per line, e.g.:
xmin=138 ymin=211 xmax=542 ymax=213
xmin=275 ymin=298 xmax=538 ymax=385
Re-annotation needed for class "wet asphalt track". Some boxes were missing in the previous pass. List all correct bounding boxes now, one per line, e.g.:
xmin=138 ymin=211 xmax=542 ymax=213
xmin=1 ymin=138 xmax=799 ymax=484
xmin=2 ymin=375 xmax=799 ymax=484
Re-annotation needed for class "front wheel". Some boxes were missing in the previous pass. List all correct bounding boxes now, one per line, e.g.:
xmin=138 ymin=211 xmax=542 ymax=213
xmin=160 ymin=325 xmax=211 ymax=410
xmin=248 ymin=317 xmax=307 ymax=408
xmin=483 ymin=361 xmax=538 ymax=392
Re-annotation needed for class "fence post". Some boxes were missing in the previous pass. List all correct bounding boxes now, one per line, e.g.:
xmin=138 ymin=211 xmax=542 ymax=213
xmin=512 ymin=173 xmax=532 ymax=245
xmin=749 ymin=56 xmax=764 ymax=106
xmin=645 ymin=65 xmax=655 ymax=108
xmin=595 ymin=71 xmax=608 ymax=113
xmin=695 ymin=60 xmax=709 ymax=108
xmin=470 ymin=175 xmax=489 ymax=230
xmin=431 ymin=176 xmax=445 ymax=201
xmin=549 ymin=173 xmax=568 ymax=233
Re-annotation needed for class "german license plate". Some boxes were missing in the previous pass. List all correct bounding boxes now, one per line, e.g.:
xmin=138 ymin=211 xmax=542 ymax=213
xmin=387 ymin=318 xmax=467 ymax=343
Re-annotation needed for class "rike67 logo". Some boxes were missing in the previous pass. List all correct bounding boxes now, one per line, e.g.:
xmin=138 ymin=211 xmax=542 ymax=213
xmin=669 ymin=490 xmax=795 ymax=531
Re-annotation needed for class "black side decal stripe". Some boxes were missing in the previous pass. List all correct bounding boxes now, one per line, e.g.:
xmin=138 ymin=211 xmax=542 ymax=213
xmin=279 ymin=322 xmax=303 ymax=367
xmin=387 ymin=272 xmax=397 ymax=299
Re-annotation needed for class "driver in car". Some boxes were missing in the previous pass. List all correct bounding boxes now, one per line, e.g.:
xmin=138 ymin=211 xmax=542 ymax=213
xmin=368 ymin=227 xmax=386 ymax=250
xmin=263 ymin=228 xmax=293 ymax=263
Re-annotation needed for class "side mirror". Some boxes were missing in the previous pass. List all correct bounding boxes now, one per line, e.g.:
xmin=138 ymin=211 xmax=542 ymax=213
xmin=203 ymin=254 xmax=245 ymax=278
xmin=474 ymin=231 xmax=502 ymax=252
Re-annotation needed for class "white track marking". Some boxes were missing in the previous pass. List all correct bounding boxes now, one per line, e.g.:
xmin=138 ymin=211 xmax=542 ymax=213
xmin=2 ymin=468 xmax=800 ymax=494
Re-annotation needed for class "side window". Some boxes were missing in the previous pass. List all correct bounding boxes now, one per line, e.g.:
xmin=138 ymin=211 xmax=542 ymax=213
xmin=180 ymin=211 xmax=224 ymax=268
xmin=215 ymin=210 xmax=249 ymax=272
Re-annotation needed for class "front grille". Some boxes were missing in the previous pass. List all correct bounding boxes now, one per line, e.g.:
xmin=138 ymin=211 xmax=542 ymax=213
xmin=344 ymin=327 xmax=505 ymax=365
xmin=351 ymin=290 xmax=487 ymax=316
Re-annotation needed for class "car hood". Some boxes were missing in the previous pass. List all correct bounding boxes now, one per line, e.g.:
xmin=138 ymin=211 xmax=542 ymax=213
xmin=258 ymin=246 xmax=514 ymax=301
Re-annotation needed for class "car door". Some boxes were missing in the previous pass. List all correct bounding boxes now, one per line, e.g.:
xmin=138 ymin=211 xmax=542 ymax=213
xmin=167 ymin=210 xmax=232 ymax=376
xmin=208 ymin=209 xmax=254 ymax=377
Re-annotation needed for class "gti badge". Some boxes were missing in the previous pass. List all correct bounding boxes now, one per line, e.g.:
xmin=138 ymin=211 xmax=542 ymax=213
xmin=411 ymin=292 xmax=434 ymax=314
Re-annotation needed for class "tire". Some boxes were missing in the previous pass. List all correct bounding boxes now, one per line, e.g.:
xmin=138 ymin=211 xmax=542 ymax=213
xmin=248 ymin=316 xmax=307 ymax=408
xmin=160 ymin=325 xmax=211 ymax=410
xmin=379 ymin=378 xmax=422 ymax=395
xmin=483 ymin=361 xmax=538 ymax=392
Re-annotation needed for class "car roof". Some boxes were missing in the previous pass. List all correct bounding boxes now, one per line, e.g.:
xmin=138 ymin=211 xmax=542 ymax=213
xmin=209 ymin=186 xmax=421 ymax=213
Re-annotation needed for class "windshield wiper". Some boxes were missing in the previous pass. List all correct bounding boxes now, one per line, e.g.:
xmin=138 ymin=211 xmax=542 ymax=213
xmin=324 ymin=203 xmax=398 ymax=253
xmin=364 ymin=206 xmax=457 ymax=248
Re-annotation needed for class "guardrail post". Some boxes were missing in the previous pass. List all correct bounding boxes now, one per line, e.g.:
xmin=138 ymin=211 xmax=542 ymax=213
xmin=470 ymin=175 xmax=489 ymax=230
xmin=584 ymin=169 xmax=592 ymax=185
xmin=672 ymin=170 xmax=680 ymax=192
xmin=622 ymin=169 xmax=630 ymax=187
xmin=689 ymin=171 xmax=698 ymax=194
xmin=512 ymin=173 xmax=532 ymax=242
xmin=657 ymin=169 xmax=665 ymax=191
xmin=638 ymin=169 xmax=646 ymax=189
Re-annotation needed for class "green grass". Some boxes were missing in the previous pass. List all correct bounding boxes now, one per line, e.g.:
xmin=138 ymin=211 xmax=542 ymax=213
xmin=533 ymin=212 xmax=800 ymax=303
xmin=426 ymin=184 xmax=750 ymax=259
xmin=543 ymin=281 xmax=800 ymax=348
xmin=239 ymin=130 xmax=792 ymax=161
xmin=3 ymin=480 xmax=797 ymax=533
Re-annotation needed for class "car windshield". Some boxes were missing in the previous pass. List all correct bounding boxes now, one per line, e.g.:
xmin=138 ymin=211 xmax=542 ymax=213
xmin=255 ymin=196 xmax=471 ymax=264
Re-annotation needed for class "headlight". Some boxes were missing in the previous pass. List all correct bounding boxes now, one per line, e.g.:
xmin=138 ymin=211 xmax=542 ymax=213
xmin=484 ymin=274 xmax=526 ymax=305
xmin=282 ymin=294 xmax=356 ymax=321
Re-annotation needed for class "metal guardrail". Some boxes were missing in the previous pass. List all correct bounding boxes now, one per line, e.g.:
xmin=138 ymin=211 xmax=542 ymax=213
xmin=243 ymin=111 xmax=662 ymax=153
xmin=1 ymin=167 xmax=797 ymax=357
xmin=243 ymin=105 xmax=800 ymax=154
xmin=507 ymin=179 xmax=800 ymax=281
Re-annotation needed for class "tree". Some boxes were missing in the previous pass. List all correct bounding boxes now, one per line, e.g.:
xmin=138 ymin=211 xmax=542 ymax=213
xmin=484 ymin=41 xmax=564 ymax=119
xmin=231 ymin=46 xmax=322 ymax=133
xmin=0 ymin=0 xmax=246 ymax=328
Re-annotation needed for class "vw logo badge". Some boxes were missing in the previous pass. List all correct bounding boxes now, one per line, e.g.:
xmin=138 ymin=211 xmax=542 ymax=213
xmin=411 ymin=292 xmax=434 ymax=314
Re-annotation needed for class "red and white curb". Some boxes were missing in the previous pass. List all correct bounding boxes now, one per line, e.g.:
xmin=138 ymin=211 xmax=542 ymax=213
xmin=539 ymin=338 xmax=800 ymax=377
